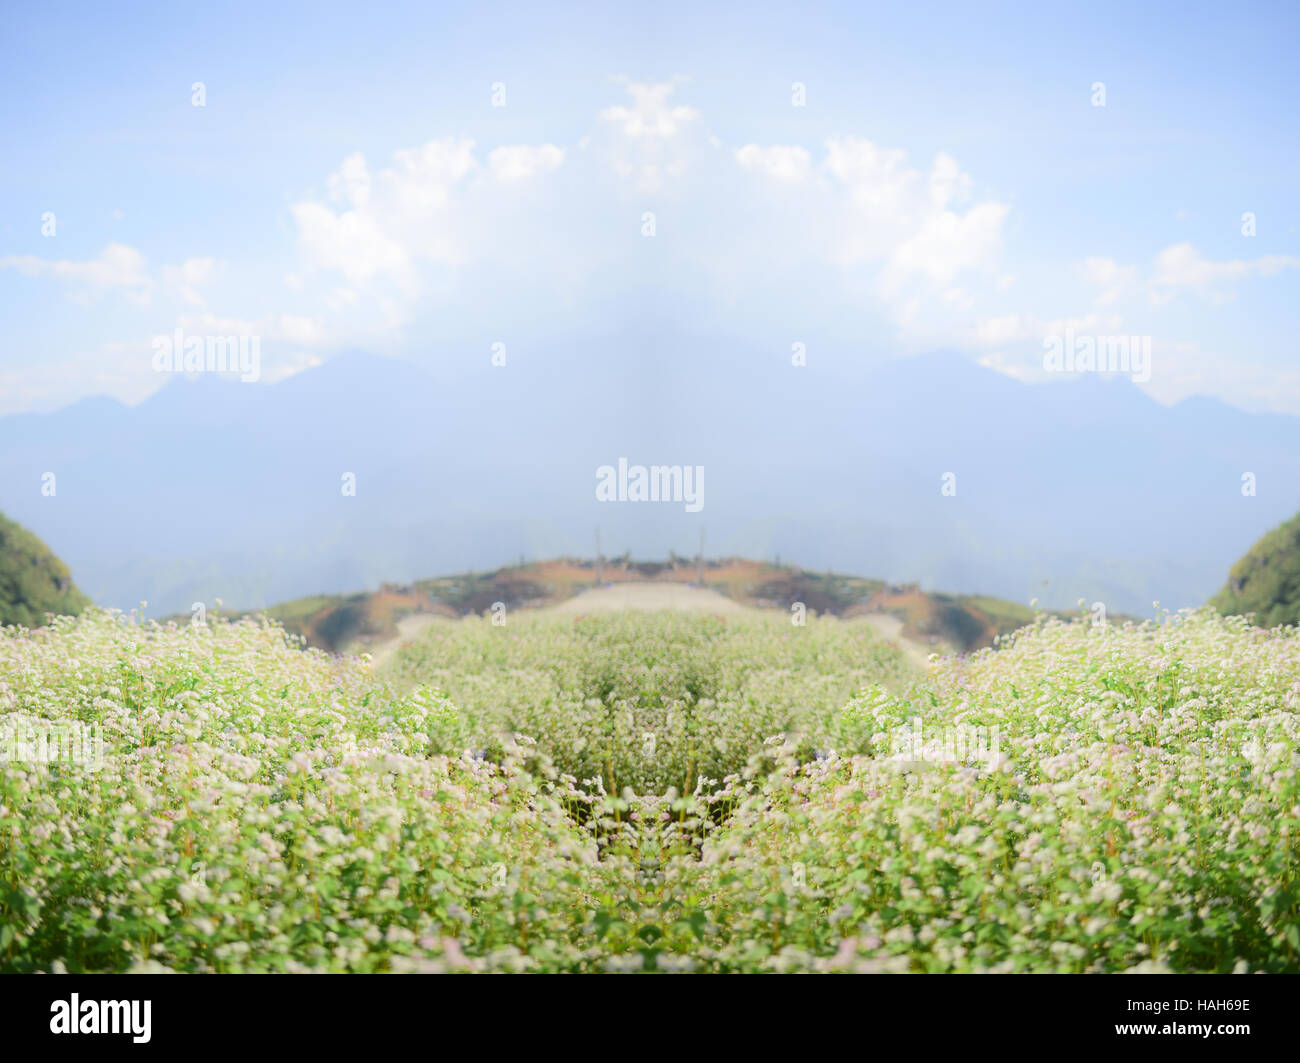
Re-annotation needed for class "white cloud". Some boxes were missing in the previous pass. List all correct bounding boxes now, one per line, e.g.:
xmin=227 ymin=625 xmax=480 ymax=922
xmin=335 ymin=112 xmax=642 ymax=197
xmin=928 ymin=152 xmax=972 ymax=209
xmin=0 ymin=242 xmax=153 ymax=304
xmin=973 ymin=311 xmax=1126 ymax=363
xmin=942 ymin=287 xmax=975 ymax=310
xmin=176 ymin=310 xmax=328 ymax=347
xmin=161 ymin=257 xmax=220 ymax=307
xmin=259 ymin=351 xmax=324 ymax=384
xmin=1041 ymin=311 xmax=1124 ymax=337
xmin=292 ymin=136 xmax=567 ymax=299
xmin=734 ymin=144 xmax=811 ymax=183
xmin=811 ymin=139 xmax=1010 ymax=296
xmin=13 ymin=82 xmax=1299 ymax=419
xmin=385 ymin=138 xmax=476 ymax=209
xmin=488 ymin=144 xmax=565 ymax=182
xmin=291 ymin=200 xmax=416 ymax=290
xmin=825 ymin=137 xmax=917 ymax=230
xmin=600 ymin=78 xmax=699 ymax=139
xmin=976 ymin=313 xmax=1032 ymax=346
xmin=1082 ymin=256 xmax=1139 ymax=307
xmin=883 ymin=199 xmax=1009 ymax=291
xmin=2 ymin=246 xmax=225 ymax=311
xmin=597 ymin=78 xmax=700 ymax=191
xmin=976 ymin=350 xmax=1034 ymax=381
xmin=0 ymin=344 xmax=160 ymax=415
xmin=327 ymin=152 xmax=372 ymax=207
xmin=276 ymin=314 xmax=326 ymax=345
xmin=1137 ymin=339 xmax=1300 ymax=413
xmin=970 ymin=241 xmax=1300 ymax=403
xmin=1149 ymin=242 xmax=1300 ymax=304
xmin=291 ymin=137 xmax=479 ymax=292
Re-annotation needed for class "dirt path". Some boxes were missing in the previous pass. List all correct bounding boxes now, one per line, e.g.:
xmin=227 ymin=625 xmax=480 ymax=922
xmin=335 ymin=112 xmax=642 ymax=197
xmin=548 ymin=582 xmax=751 ymax=614
xmin=364 ymin=612 xmax=443 ymax=669
xmin=363 ymin=583 xmax=936 ymax=670
xmin=860 ymin=612 xmax=936 ymax=670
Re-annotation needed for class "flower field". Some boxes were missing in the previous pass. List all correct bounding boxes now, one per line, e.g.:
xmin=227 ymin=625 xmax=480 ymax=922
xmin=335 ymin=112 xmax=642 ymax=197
xmin=1 ymin=605 xmax=1297 ymax=972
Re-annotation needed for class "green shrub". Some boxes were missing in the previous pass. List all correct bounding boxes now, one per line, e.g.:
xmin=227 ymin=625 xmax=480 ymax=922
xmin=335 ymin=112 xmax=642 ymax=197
xmin=0 ymin=513 xmax=89 ymax=628
xmin=2 ymin=605 xmax=1296 ymax=972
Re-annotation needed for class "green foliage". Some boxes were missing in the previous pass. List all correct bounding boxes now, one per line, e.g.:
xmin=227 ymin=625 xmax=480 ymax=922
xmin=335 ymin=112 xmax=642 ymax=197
xmin=953 ymin=594 xmax=1036 ymax=631
xmin=1 ymin=605 xmax=1296 ymax=972
xmin=1212 ymin=511 xmax=1300 ymax=628
xmin=381 ymin=610 xmax=914 ymax=794
xmin=0 ymin=512 xmax=89 ymax=628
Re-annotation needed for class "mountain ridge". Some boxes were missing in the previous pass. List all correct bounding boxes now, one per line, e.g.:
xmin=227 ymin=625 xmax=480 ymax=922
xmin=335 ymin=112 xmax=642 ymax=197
xmin=4 ymin=346 xmax=1296 ymax=618
xmin=221 ymin=555 xmax=1069 ymax=658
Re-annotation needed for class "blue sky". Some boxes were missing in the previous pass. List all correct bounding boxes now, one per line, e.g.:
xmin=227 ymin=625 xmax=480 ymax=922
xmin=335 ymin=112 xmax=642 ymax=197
xmin=2 ymin=0 xmax=1297 ymax=414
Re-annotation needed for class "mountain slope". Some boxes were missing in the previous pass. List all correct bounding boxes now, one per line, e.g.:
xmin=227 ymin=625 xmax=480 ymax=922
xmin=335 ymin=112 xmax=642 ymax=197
xmin=1211 ymin=512 xmax=1300 ymax=627
xmin=0 ymin=512 xmax=90 ymax=627
xmin=234 ymin=556 xmax=1061 ymax=657
xmin=4 ymin=345 xmax=1298 ymax=617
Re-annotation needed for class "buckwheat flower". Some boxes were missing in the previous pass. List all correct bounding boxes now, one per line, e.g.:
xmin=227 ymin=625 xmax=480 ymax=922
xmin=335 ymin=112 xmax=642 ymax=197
xmin=1123 ymin=959 xmax=1173 ymax=974
xmin=884 ymin=925 xmax=915 ymax=945
xmin=384 ymin=925 xmax=416 ymax=946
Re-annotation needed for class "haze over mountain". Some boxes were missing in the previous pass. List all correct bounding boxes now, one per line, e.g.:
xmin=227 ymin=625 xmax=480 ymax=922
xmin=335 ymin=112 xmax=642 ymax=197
xmin=3 ymin=346 xmax=1296 ymax=619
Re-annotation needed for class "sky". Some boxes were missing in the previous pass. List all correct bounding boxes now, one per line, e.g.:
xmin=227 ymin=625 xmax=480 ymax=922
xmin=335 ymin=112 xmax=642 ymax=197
xmin=1 ymin=0 xmax=1298 ymax=417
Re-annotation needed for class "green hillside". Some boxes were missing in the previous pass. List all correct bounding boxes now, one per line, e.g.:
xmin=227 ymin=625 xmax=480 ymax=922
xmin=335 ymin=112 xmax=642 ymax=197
xmin=1211 ymin=512 xmax=1300 ymax=627
xmin=227 ymin=557 xmax=1058 ymax=656
xmin=0 ymin=512 xmax=90 ymax=627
